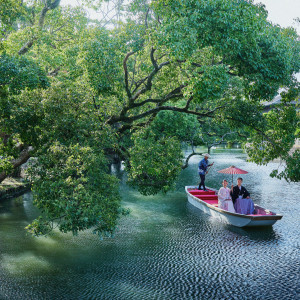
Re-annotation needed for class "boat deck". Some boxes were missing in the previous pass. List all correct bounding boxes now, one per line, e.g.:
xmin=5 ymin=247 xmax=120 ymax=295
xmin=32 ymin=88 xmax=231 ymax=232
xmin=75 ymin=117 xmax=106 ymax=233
xmin=189 ymin=189 xmax=219 ymax=206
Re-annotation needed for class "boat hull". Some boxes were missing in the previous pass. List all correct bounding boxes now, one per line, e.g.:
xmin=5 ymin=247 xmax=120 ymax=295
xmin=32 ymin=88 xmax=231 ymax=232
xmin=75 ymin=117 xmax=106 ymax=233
xmin=186 ymin=186 xmax=282 ymax=227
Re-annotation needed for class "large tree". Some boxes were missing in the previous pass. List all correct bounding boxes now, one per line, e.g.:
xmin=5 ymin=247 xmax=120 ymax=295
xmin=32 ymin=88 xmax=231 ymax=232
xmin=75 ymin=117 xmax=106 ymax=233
xmin=0 ymin=0 xmax=299 ymax=236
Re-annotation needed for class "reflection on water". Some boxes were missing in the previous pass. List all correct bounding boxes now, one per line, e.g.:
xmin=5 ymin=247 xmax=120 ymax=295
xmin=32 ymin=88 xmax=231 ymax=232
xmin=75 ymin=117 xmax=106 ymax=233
xmin=0 ymin=148 xmax=299 ymax=300
xmin=226 ymin=225 xmax=280 ymax=241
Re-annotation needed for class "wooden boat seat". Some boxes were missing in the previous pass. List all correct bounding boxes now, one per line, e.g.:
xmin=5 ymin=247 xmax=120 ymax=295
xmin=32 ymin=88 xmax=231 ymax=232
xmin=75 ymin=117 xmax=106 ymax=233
xmin=189 ymin=190 xmax=215 ymax=195
xmin=195 ymin=195 xmax=218 ymax=200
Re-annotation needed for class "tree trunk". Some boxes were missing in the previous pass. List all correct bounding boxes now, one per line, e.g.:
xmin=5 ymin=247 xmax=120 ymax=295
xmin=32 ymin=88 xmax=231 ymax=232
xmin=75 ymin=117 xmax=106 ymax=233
xmin=0 ymin=147 xmax=33 ymax=183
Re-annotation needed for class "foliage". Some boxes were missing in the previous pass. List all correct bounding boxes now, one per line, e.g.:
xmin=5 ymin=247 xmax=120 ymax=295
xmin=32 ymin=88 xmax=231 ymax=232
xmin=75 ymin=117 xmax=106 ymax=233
xmin=0 ymin=54 xmax=49 ymax=96
xmin=1 ymin=81 xmax=121 ymax=235
xmin=246 ymin=103 xmax=298 ymax=164
xmin=127 ymin=131 xmax=183 ymax=195
xmin=197 ymin=117 xmax=247 ymax=152
xmin=0 ymin=0 xmax=25 ymax=40
xmin=152 ymin=0 xmax=299 ymax=94
xmin=0 ymin=0 xmax=299 ymax=236
xmin=270 ymin=150 xmax=300 ymax=183
xmin=150 ymin=110 xmax=201 ymax=144
xmin=0 ymin=54 xmax=49 ymax=176
xmin=245 ymin=87 xmax=299 ymax=181
xmin=79 ymin=28 xmax=124 ymax=95
xmin=26 ymin=143 xmax=122 ymax=237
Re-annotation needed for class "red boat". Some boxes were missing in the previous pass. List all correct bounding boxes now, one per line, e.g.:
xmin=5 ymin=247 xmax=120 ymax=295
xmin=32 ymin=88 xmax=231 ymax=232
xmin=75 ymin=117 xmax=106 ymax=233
xmin=186 ymin=186 xmax=283 ymax=227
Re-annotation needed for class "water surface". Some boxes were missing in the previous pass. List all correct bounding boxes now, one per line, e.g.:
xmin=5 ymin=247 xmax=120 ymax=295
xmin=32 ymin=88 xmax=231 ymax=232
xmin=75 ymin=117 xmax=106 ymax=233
xmin=0 ymin=149 xmax=299 ymax=299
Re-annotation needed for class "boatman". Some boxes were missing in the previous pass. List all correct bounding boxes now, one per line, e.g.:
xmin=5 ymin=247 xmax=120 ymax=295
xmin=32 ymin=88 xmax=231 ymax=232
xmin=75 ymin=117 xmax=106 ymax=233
xmin=198 ymin=153 xmax=214 ymax=191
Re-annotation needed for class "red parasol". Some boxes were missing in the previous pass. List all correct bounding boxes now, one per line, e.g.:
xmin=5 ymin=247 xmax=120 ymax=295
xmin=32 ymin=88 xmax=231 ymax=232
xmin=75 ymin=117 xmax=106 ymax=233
xmin=217 ymin=165 xmax=248 ymax=184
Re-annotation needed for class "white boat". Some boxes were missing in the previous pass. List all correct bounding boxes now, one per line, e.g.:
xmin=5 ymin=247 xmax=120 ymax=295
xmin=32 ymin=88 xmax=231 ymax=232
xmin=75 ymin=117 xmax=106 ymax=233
xmin=185 ymin=186 xmax=282 ymax=227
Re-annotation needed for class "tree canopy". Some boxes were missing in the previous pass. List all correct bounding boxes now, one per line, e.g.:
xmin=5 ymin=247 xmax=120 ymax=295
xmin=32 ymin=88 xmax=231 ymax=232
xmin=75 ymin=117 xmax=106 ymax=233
xmin=0 ymin=0 xmax=299 ymax=236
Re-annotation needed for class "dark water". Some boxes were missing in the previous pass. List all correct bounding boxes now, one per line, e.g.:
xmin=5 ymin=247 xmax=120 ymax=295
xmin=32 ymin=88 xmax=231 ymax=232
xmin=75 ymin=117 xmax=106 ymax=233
xmin=0 ymin=149 xmax=299 ymax=300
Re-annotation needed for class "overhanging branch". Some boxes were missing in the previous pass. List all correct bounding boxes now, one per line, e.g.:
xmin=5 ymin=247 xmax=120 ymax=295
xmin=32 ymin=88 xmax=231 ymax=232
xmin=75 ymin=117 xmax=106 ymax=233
xmin=18 ymin=0 xmax=61 ymax=55
xmin=131 ymin=50 xmax=170 ymax=101
xmin=123 ymin=51 xmax=135 ymax=100
xmin=108 ymin=105 xmax=223 ymax=125
xmin=0 ymin=146 xmax=34 ymax=183
xmin=182 ymin=151 xmax=203 ymax=169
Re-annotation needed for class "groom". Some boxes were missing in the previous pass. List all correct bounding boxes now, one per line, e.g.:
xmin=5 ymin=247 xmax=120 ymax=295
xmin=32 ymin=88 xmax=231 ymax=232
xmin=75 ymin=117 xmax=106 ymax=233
xmin=230 ymin=177 xmax=250 ymax=204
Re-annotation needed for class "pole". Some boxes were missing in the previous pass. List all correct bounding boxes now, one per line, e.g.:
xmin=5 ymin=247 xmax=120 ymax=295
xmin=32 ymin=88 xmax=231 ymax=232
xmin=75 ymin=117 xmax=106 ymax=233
xmin=206 ymin=163 xmax=214 ymax=175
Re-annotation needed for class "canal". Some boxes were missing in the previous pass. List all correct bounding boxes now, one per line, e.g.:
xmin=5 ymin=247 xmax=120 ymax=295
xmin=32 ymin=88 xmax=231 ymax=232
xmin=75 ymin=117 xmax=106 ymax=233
xmin=0 ymin=149 xmax=299 ymax=299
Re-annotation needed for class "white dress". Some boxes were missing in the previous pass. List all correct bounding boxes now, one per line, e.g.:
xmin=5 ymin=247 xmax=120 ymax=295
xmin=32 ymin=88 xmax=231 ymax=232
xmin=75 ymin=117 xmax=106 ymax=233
xmin=218 ymin=187 xmax=235 ymax=213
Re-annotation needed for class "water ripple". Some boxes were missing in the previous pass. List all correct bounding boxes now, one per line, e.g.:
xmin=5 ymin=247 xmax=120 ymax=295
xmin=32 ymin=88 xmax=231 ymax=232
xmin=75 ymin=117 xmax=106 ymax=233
xmin=0 ymin=149 xmax=299 ymax=299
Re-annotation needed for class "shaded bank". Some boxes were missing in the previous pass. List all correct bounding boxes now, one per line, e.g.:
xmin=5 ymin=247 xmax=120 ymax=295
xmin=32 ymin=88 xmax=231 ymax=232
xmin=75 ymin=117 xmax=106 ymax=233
xmin=0 ymin=178 xmax=30 ymax=201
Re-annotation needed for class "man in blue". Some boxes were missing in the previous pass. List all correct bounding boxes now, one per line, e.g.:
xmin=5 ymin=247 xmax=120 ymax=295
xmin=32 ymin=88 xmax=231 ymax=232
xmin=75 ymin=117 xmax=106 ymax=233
xmin=198 ymin=153 xmax=214 ymax=191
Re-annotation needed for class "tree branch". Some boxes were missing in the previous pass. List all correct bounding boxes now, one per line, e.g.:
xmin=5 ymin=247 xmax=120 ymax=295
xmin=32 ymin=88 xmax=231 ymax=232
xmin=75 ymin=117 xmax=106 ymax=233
xmin=208 ymin=131 xmax=237 ymax=148
xmin=116 ymin=50 xmax=174 ymax=121
xmin=132 ymin=75 xmax=149 ymax=94
xmin=49 ymin=0 xmax=61 ymax=10
xmin=225 ymin=116 xmax=278 ymax=148
xmin=131 ymin=84 xmax=186 ymax=109
xmin=18 ymin=0 xmax=61 ymax=55
xmin=145 ymin=7 xmax=150 ymax=28
xmin=50 ymin=21 xmax=69 ymax=35
xmin=150 ymin=47 xmax=158 ymax=70
xmin=108 ymin=104 xmax=223 ymax=125
xmin=18 ymin=40 xmax=35 ymax=55
xmin=182 ymin=152 xmax=203 ymax=169
xmin=185 ymin=95 xmax=193 ymax=109
xmin=0 ymin=146 xmax=34 ymax=183
xmin=131 ymin=49 xmax=170 ymax=101
xmin=123 ymin=51 xmax=135 ymax=101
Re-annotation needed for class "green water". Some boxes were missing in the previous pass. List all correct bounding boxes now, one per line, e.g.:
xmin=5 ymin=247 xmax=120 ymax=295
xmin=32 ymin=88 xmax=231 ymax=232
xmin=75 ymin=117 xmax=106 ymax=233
xmin=0 ymin=148 xmax=299 ymax=299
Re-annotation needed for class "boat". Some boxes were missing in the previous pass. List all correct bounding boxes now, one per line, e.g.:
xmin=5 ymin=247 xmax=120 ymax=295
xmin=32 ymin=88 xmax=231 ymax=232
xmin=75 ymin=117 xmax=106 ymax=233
xmin=185 ymin=186 xmax=282 ymax=227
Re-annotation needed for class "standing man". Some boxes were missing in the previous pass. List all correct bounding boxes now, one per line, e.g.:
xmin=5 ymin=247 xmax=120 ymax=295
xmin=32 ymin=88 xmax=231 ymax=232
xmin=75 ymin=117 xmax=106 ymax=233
xmin=198 ymin=153 xmax=214 ymax=191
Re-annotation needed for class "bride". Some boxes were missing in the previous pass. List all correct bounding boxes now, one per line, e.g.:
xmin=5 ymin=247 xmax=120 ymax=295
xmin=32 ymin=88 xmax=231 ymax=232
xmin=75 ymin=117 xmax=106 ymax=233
xmin=218 ymin=179 xmax=235 ymax=213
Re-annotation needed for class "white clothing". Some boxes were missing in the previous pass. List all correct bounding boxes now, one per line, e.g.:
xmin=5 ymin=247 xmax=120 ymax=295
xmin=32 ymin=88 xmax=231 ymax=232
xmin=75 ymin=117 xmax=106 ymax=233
xmin=218 ymin=187 xmax=235 ymax=213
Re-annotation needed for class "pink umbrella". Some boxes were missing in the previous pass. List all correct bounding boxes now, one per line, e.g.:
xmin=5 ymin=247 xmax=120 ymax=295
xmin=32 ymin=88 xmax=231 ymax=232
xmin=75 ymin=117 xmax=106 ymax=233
xmin=218 ymin=165 xmax=248 ymax=184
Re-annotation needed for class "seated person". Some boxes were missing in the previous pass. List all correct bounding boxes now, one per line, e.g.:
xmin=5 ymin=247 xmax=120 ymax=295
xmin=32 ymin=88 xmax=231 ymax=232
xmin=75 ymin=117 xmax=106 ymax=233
xmin=218 ymin=179 xmax=235 ymax=213
xmin=230 ymin=177 xmax=254 ymax=214
xmin=230 ymin=177 xmax=250 ymax=204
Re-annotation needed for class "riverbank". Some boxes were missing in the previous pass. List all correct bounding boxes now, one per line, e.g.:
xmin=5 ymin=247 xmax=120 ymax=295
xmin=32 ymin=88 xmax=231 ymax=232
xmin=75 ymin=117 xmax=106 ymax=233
xmin=0 ymin=177 xmax=31 ymax=200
